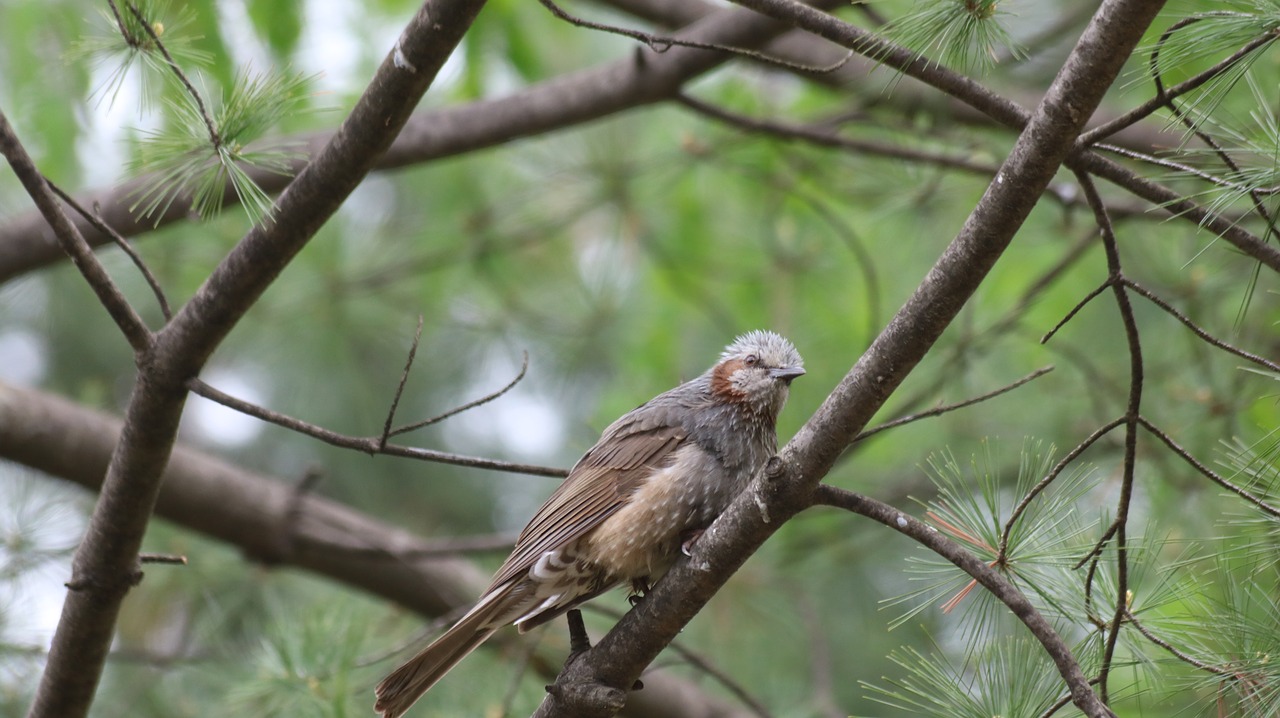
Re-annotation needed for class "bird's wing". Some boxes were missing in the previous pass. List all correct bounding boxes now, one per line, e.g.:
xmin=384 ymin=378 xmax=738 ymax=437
xmin=486 ymin=416 xmax=687 ymax=590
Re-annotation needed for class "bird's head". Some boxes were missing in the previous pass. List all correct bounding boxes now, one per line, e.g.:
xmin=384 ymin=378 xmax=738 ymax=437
xmin=709 ymin=330 xmax=805 ymax=417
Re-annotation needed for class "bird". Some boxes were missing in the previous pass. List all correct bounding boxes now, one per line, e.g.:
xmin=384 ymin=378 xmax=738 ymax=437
xmin=374 ymin=330 xmax=804 ymax=717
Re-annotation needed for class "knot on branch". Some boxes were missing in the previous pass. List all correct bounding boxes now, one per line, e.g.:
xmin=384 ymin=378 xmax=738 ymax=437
xmin=543 ymin=680 xmax=627 ymax=715
xmin=764 ymin=454 xmax=785 ymax=481
xmin=65 ymin=566 xmax=144 ymax=597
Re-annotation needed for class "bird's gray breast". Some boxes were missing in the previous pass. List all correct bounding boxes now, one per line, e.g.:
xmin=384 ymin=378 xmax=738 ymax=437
xmin=680 ymin=401 xmax=777 ymax=521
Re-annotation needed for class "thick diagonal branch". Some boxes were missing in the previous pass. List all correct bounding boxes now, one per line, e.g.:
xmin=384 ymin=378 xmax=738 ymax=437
xmin=532 ymin=2 xmax=1164 ymax=716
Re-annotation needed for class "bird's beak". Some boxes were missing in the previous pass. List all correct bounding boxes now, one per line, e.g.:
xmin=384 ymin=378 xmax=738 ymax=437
xmin=769 ymin=366 xmax=806 ymax=384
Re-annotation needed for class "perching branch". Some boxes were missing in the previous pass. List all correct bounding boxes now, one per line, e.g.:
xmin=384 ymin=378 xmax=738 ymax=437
xmin=530 ymin=3 xmax=1164 ymax=716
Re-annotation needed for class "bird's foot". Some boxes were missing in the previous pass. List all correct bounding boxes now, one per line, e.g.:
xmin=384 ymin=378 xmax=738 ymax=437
xmin=627 ymin=577 xmax=652 ymax=606
xmin=680 ymin=528 xmax=705 ymax=556
xmin=564 ymin=609 xmax=592 ymax=662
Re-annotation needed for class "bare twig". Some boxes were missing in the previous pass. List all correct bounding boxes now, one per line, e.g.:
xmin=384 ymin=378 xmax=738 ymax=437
xmin=999 ymin=417 xmax=1126 ymax=558
xmin=47 ymin=180 xmax=173 ymax=321
xmin=269 ymin=466 xmax=324 ymax=564
xmin=853 ymin=366 xmax=1054 ymax=444
xmin=1073 ymin=170 xmax=1144 ymax=703
xmin=1079 ymin=30 xmax=1277 ymax=146
xmin=1138 ymin=417 xmax=1280 ymax=518
xmin=1123 ymin=280 xmax=1280 ymax=373
xmin=137 ymin=553 xmax=188 ymax=565
xmin=537 ymin=0 xmax=852 ymax=74
xmin=1124 ymin=607 xmax=1231 ymax=676
xmin=381 ymin=316 xmax=425 ymax=449
xmin=1041 ymin=279 xmax=1113 ymax=345
xmin=1037 ymin=677 xmax=1103 ymax=718
xmin=585 ymin=603 xmax=773 ymax=718
xmin=186 ymin=378 xmax=567 ymax=478
xmin=0 ymin=111 xmax=154 ymax=353
xmin=315 ymin=532 xmax=517 ymax=559
xmin=389 ymin=350 xmax=530 ymax=439
xmin=675 ymin=92 xmax=1000 ymax=176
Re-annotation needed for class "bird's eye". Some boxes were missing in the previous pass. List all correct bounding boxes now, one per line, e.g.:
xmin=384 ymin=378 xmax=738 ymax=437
xmin=744 ymin=354 xmax=759 ymax=366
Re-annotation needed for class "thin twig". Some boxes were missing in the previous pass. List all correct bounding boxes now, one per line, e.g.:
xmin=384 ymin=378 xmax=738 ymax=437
xmin=1138 ymin=417 xmax=1280 ymax=518
xmin=676 ymin=92 xmax=999 ymax=176
xmin=304 ymin=532 xmax=518 ymax=560
xmin=1123 ymin=280 xmax=1280 ymax=373
xmin=1145 ymin=17 xmax=1280 ymax=246
xmin=1079 ymin=29 xmax=1276 ymax=146
xmin=186 ymin=378 xmax=567 ymax=478
xmin=1074 ymin=169 xmax=1144 ymax=704
xmin=270 ymin=466 xmax=323 ymax=563
xmin=388 ymin=350 xmax=530 ymax=439
xmin=812 ymin=485 xmax=1115 ymax=718
xmin=47 ymin=180 xmax=173 ymax=321
xmin=1041 ymin=279 xmax=1113 ymax=345
xmin=999 ymin=417 xmax=1126 ymax=558
xmin=355 ymin=617 xmax=459 ymax=669
xmin=854 ymin=366 xmax=1054 ymax=443
xmin=380 ymin=316 xmax=425 ymax=450
xmin=497 ymin=628 xmax=545 ymax=718
xmin=1094 ymin=143 xmax=1257 ymax=190
xmin=536 ymin=0 xmax=852 ymax=74
xmin=137 ymin=553 xmax=188 ymax=565
xmin=0 ymin=111 xmax=154 ymax=353
xmin=1037 ymin=678 xmax=1103 ymax=718
xmin=1124 ymin=608 xmax=1231 ymax=676
xmin=586 ymin=603 xmax=774 ymax=718
xmin=119 ymin=0 xmax=221 ymax=148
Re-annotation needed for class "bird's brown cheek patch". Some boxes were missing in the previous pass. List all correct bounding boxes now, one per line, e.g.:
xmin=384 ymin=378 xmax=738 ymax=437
xmin=710 ymin=358 xmax=747 ymax=400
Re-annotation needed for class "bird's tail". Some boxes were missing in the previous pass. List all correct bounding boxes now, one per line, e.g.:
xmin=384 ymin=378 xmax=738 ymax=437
xmin=374 ymin=584 xmax=520 ymax=718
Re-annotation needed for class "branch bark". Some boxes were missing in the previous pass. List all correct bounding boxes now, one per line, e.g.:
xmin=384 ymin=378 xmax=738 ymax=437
xmin=21 ymin=1 xmax=488 ymax=716
xmin=531 ymin=1 xmax=1165 ymax=716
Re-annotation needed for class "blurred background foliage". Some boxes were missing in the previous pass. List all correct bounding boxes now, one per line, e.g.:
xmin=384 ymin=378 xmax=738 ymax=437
xmin=1 ymin=0 xmax=1279 ymax=716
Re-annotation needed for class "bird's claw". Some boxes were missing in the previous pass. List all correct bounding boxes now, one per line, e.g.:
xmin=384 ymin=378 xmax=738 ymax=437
xmin=680 ymin=528 xmax=705 ymax=557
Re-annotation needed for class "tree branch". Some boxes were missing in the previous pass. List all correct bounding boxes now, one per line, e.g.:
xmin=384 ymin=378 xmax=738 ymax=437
xmin=25 ymin=2 xmax=488 ymax=716
xmin=707 ymin=0 xmax=1280 ymax=274
xmin=530 ymin=2 xmax=1163 ymax=716
xmin=186 ymin=378 xmax=567 ymax=478
xmin=811 ymin=485 xmax=1115 ymax=718
xmin=0 ymin=0 xmax=842 ymax=283
xmin=0 ymin=113 xmax=153 ymax=353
